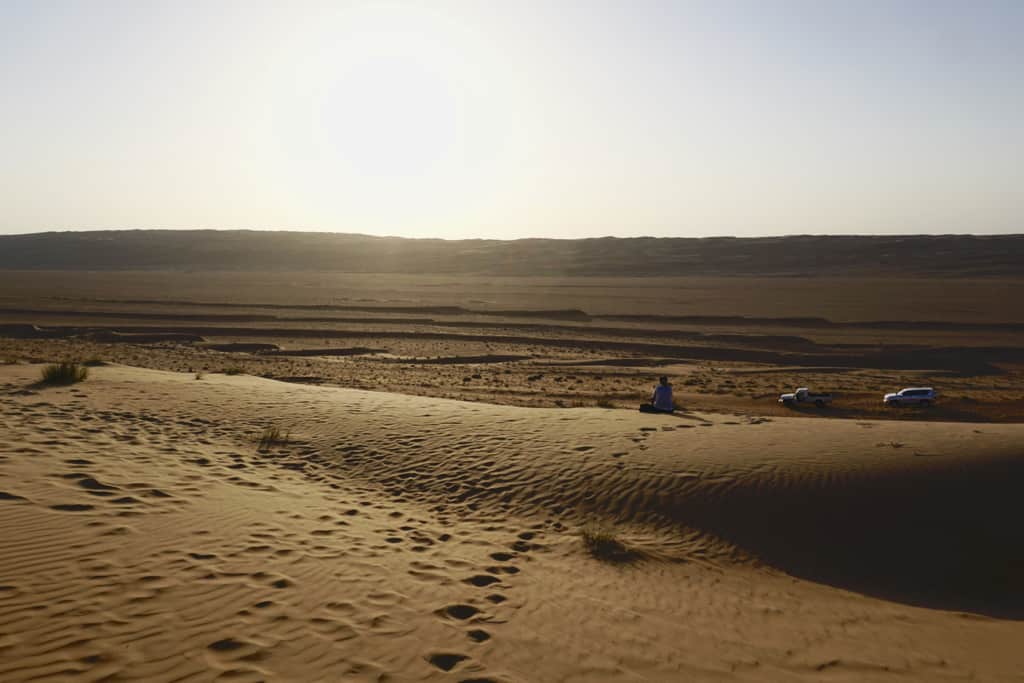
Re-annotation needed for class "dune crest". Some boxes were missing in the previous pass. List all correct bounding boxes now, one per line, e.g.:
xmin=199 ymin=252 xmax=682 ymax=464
xmin=1 ymin=363 xmax=1023 ymax=681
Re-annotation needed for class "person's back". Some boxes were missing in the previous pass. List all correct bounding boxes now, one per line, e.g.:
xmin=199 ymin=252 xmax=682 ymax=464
xmin=652 ymin=379 xmax=673 ymax=411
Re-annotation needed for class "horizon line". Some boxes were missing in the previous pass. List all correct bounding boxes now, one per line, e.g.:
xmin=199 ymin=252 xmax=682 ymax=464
xmin=2 ymin=228 xmax=1022 ymax=242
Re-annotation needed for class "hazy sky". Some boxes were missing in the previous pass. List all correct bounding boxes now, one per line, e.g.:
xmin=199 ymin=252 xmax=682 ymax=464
xmin=1 ymin=1 xmax=1021 ymax=239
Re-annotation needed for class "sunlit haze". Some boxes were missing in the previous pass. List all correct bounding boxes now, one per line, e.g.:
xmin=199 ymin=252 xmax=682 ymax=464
xmin=1 ymin=1 xmax=1021 ymax=238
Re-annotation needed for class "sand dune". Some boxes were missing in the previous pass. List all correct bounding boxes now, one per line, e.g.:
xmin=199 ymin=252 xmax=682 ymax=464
xmin=2 ymin=363 xmax=1022 ymax=681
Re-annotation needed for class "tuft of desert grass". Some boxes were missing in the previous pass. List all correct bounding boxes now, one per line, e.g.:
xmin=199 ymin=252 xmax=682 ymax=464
xmin=40 ymin=362 xmax=88 ymax=385
xmin=581 ymin=523 xmax=637 ymax=563
xmin=257 ymin=426 xmax=290 ymax=451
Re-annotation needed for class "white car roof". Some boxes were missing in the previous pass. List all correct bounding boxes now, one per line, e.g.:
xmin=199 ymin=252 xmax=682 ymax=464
xmin=901 ymin=387 xmax=934 ymax=392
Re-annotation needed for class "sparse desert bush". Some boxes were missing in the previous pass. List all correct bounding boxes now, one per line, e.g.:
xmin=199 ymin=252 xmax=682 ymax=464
xmin=257 ymin=426 xmax=290 ymax=450
xmin=223 ymin=366 xmax=245 ymax=376
xmin=40 ymin=362 xmax=88 ymax=385
xmin=554 ymin=399 xmax=587 ymax=408
xmin=195 ymin=371 xmax=204 ymax=380
xmin=581 ymin=523 xmax=636 ymax=563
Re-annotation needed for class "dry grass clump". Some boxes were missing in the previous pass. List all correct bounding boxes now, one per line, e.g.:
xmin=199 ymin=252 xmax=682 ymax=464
xmin=257 ymin=426 xmax=290 ymax=451
xmin=223 ymin=366 xmax=245 ymax=376
xmin=40 ymin=362 xmax=88 ymax=385
xmin=581 ymin=523 xmax=637 ymax=563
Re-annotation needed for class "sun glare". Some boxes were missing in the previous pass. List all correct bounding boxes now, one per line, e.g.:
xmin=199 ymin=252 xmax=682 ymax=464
xmin=266 ymin=3 xmax=521 ymax=235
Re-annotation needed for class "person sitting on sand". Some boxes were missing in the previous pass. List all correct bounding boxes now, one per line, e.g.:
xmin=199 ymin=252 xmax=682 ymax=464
xmin=639 ymin=376 xmax=674 ymax=413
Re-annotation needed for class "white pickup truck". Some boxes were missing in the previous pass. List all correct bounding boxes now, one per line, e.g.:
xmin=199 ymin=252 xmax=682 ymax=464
xmin=779 ymin=387 xmax=832 ymax=407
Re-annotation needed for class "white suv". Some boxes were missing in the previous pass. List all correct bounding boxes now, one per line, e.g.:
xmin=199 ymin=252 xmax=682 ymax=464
xmin=884 ymin=387 xmax=936 ymax=407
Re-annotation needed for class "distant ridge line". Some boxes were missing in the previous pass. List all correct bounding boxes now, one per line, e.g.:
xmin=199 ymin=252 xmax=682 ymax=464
xmin=7 ymin=301 xmax=1024 ymax=331
xmin=1 ymin=230 xmax=1022 ymax=276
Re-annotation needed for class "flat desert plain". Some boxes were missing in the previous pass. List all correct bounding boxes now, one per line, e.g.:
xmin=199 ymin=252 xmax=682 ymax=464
xmin=2 ymin=271 xmax=1024 ymax=682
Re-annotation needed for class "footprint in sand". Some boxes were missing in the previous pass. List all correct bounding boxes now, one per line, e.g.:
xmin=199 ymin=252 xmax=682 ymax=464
xmin=206 ymin=637 xmax=269 ymax=666
xmin=188 ymin=552 xmax=217 ymax=560
xmin=208 ymin=638 xmax=244 ymax=655
xmin=78 ymin=477 xmax=119 ymax=492
xmin=465 ymin=575 xmax=501 ymax=587
xmin=438 ymin=604 xmax=481 ymax=620
xmin=426 ymin=652 xmax=470 ymax=672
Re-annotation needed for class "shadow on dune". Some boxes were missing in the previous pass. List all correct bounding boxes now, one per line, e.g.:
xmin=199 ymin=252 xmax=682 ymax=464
xmin=642 ymin=451 xmax=1024 ymax=619
xmin=321 ymin=411 xmax=1024 ymax=618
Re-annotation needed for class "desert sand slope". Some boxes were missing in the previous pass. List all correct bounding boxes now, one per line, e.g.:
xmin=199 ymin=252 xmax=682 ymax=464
xmin=1 ymin=364 xmax=1022 ymax=682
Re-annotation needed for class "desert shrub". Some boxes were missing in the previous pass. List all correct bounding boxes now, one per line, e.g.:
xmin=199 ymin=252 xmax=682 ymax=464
xmin=581 ymin=523 xmax=637 ymax=563
xmin=40 ymin=362 xmax=88 ymax=385
xmin=195 ymin=371 xmax=204 ymax=380
xmin=257 ymin=426 xmax=289 ymax=450
xmin=223 ymin=366 xmax=245 ymax=376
